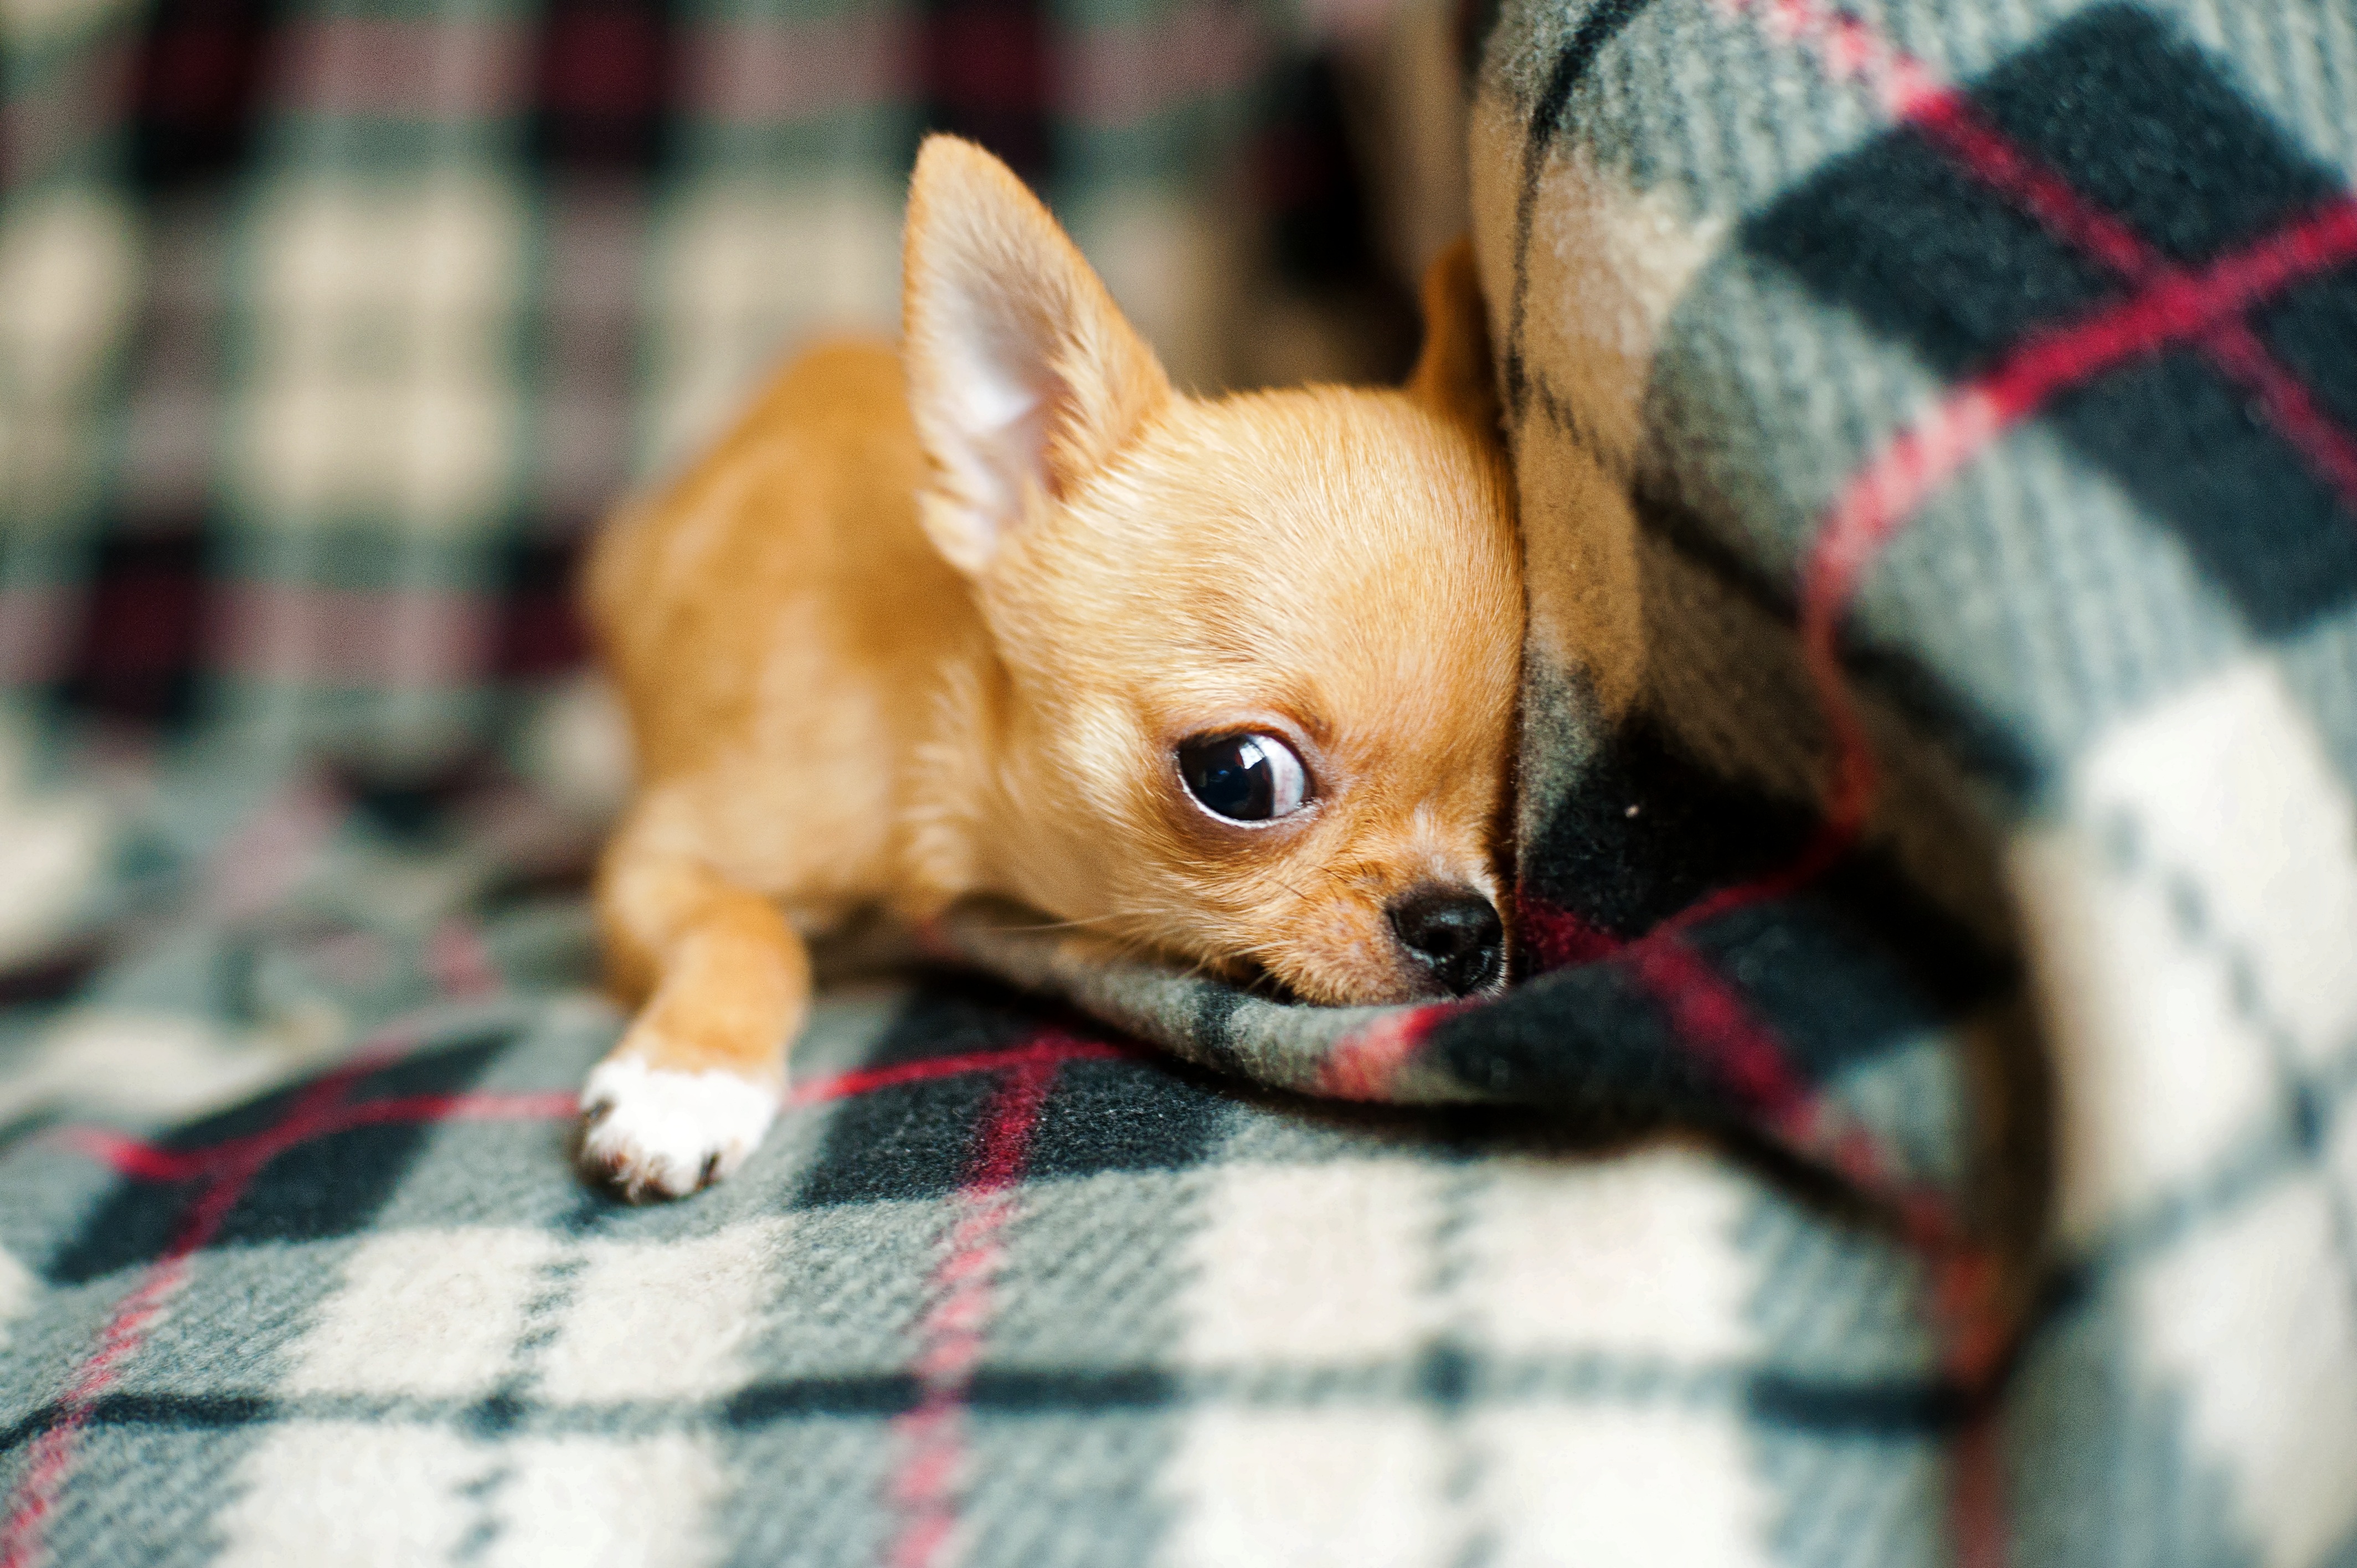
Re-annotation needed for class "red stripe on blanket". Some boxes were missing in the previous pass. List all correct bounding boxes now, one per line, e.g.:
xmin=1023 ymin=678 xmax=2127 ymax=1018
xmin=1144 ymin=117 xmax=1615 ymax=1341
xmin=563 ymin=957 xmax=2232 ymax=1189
xmin=0 ymin=1054 xmax=388 ymax=1568
xmin=1514 ymin=898 xmax=1625 ymax=970
xmin=52 ymin=1038 xmax=1137 ymax=1183
xmin=886 ymin=1050 xmax=1063 ymax=1568
xmin=1623 ymin=917 xmax=2009 ymax=1567
xmin=791 ymin=1039 xmax=1130 ymax=1107
xmin=1734 ymin=0 xmax=2357 ymax=519
xmin=1618 ymin=936 xmax=1809 ymax=1113
xmin=0 ymin=588 xmax=72 ymax=689
xmin=1319 ymin=1002 xmax=1463 ymax=1101
xmin=673 ymin=15 xmax=912 ymax=125
xmin=56 ymin=1091 xmax=579 ymax=1182
xmin=1063 ymin=1 xmax=1268 ymax=129
xmin=213 ymin=583 xmax=494 ymax=690
xmin=1798 ymin=194 xmax=2357 ymax=841
xmin=17 ymin=1030 xmax=1121 ymax=1565
xmin=279 ymin=17 xmax=523 ymax=118
xmin=1515 ymin=900 xmax=2005 ymax=1560
xmin=1517 ymin=893 xmax=1965 ymax=1235
xmin=1803 ymin=198 xmax=2357 ymax=594
xmin=2194 ymin=322 xmax=2357 ymax=510
xmin=1905 ymin=77 xmax=2357 ymax=514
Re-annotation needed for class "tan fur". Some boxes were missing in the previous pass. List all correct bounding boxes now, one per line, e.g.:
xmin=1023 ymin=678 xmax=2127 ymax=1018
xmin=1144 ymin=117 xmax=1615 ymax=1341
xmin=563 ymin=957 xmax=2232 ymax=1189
xmin=580 ymin=137 xmax=1524 ymax=1198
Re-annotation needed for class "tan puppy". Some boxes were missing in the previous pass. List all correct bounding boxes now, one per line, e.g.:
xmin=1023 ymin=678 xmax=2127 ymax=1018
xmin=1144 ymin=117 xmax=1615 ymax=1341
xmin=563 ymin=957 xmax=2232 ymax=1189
xmin=579 ymin=136 xmax=1523 ymax=1199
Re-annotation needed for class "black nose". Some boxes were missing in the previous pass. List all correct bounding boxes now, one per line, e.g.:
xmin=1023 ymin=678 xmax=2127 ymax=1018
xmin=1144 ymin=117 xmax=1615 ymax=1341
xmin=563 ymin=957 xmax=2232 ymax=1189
xmin=1387 ymin=886 xmax=1504 ymax=997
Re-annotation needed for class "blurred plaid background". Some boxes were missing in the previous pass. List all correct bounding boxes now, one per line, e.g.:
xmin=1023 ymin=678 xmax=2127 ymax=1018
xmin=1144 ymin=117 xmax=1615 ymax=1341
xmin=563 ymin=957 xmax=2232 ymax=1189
xmin=1 ymin=0 xmax=1449 ymax=772
xmin=9 ymin=6 xmax=2357 ymax=1562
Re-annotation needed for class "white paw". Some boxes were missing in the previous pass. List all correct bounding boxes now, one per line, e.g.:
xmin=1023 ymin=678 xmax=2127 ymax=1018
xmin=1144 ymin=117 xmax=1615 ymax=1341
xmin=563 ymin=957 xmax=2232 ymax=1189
xmin=578 ymin=1058 xmax=779 ymax=1201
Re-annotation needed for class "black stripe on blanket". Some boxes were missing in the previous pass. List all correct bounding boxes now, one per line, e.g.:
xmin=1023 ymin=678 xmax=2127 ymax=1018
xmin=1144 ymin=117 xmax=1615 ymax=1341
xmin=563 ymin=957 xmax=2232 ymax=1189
xmin=1747 ymin=4 xmax=2357 ymax=636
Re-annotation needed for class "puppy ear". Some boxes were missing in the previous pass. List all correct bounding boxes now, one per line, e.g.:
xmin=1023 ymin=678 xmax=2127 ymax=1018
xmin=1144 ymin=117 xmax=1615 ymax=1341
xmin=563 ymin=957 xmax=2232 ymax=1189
xmin=1406 ymin=238 xmax=1502 ymax=439
xmin=902 ymin=135 xmax=1173 ymax=576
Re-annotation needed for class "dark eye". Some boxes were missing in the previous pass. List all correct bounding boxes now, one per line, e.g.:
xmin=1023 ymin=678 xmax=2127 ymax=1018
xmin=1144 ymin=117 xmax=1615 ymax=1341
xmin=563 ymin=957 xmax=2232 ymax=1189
xmin=1176 ymin=732 xmax=1311 ymax=823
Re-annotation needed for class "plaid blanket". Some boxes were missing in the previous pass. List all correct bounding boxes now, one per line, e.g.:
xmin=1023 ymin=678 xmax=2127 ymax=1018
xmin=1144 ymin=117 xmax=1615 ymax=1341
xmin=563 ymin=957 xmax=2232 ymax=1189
xmin=5 ymin=0 xmax=2356 ymax=1562
xmin=956 ymin=4 xmax=2357 ymax=1555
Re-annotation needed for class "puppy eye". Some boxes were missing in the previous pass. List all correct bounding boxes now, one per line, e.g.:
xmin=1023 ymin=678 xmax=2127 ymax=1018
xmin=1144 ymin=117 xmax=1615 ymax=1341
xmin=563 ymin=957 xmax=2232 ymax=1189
xmin=1177 ymin=732 xmax=1310 ymax=823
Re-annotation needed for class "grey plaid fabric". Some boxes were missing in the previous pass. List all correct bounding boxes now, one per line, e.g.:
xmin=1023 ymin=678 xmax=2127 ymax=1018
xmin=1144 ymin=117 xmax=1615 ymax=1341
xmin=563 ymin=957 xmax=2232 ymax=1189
xmin=6 ymin=0 xmax=2357 ymax=1563
xmin=965 ymin=0 xmax=2357 ymax=1560
xmin=1 ymin=0 xmax=1298 ymax=758
xmin=2 ymin=962 xmax=1961 ymax=1566
xmin=1465 ymin=1 xmax=2357 ymax=1563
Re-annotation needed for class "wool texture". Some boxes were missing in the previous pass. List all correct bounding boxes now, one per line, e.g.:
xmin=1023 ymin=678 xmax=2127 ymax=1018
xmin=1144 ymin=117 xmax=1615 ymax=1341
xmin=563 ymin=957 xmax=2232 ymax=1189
xmin=4 ymin=0 xmax=2356 ymax=1563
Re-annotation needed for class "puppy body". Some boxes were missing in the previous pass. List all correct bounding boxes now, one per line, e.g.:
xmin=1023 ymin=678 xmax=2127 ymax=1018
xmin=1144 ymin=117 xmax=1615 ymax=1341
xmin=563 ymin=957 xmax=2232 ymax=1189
xmin=580 ymin=138 xmax=1524 ymax=1199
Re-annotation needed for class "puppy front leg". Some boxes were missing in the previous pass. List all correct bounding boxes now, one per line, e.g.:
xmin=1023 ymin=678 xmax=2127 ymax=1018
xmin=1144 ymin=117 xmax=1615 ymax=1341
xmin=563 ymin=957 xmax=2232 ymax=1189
xmin=579 ymin=839 xmax=810 ymax=1200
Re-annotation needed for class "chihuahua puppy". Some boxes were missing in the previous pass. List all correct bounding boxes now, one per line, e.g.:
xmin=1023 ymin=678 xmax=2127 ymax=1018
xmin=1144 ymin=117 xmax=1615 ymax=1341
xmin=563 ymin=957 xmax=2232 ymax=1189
xmin=578 ymin=136 xmax=1523 ymax=1199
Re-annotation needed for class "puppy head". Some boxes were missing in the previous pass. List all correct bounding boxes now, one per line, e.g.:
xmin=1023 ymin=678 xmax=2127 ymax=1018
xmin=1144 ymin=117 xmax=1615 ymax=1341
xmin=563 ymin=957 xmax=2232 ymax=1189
xmin=903 ymin=136 xmax=1522 ymax=1005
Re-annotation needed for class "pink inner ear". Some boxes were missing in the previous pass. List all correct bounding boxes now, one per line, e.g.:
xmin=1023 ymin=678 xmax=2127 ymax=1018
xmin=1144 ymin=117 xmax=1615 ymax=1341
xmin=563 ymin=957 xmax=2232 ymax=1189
xmin=996 ymin=395 xmax=1057 ymax=502
xmin=937 ymin=285 xmax=1070 ymax=537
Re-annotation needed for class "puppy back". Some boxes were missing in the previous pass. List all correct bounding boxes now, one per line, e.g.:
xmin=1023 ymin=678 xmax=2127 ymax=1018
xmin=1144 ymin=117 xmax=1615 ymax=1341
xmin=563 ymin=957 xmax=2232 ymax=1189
xmin=580 ymin=339 xmax=910 ymax=682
